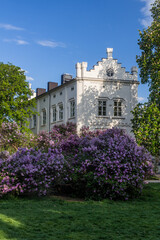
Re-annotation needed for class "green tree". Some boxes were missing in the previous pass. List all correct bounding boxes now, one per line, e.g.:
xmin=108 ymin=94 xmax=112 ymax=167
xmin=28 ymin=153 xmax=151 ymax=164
xmin=136 ymin=0 xmax=160 ymax=107
xmin=0 ymin=63 xmax=36 ymax=130
xmin=131 ymin=103 xmax=160 ymax=158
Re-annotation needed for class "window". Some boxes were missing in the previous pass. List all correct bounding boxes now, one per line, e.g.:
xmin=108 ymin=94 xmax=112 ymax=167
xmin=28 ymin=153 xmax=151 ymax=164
xmin=41 ymin=109 xmax=46 ymax=125
xmin=60 ymin=92 xmax=62 ymax=95
xmin=114 ymin=101 xmax=122 ymax=116
xmin=106 ymin=68 xmax=114 ymax=77
xmin=59 ymin=104 xmax=63 ymax=120
xmin=71 ymin=87 xmax=74 ymax=91
xmin=70 ymin=100 xmax=75 ymax=118
xmin=30 ymin=118 xmax=32 ymax=129
xmin=98 ymin=100 xmax=107 ymax=116
xmin=33 ymin=115 xmax=36 ymax=128
xmin=52 ymin=105 xmax=56 ymax=122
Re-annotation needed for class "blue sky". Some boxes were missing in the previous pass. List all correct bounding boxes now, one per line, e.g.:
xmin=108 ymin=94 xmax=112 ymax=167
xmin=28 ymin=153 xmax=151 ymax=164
xmin=0 ymin=0 xmax=154 ymax=102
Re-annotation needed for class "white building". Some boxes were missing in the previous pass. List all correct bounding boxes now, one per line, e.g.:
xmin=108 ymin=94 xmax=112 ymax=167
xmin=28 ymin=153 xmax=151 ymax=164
xmin=30 ymin=48 xmax=139 ymax=135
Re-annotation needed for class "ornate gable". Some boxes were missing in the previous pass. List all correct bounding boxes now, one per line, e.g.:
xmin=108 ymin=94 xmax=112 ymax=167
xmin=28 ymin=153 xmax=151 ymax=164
xmin=75 ymin=48 xmax=138 ymax=81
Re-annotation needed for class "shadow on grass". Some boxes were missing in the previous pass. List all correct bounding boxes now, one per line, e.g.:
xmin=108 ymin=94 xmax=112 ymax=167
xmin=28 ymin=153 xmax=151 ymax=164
xmin=0 ymin=184 xmax=160 ymax=240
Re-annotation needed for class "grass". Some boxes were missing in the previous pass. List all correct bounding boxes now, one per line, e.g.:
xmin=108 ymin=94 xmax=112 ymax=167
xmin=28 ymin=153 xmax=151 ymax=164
xmin=0 ymin=184 xmax=160 ymax=240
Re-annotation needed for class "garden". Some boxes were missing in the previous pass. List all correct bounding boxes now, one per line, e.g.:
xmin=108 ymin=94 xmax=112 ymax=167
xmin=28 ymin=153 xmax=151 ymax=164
xmin=0 ymin=122 xmax=160 ymax=239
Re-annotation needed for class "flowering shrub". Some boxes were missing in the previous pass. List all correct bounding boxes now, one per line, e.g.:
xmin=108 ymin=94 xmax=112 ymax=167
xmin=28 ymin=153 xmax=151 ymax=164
xmin=35 ymin=122 xmax=77 ymax=151
xmin=0 ymin=122 xmax=33 ymax=153
xmin=0 ymin=148 xmax=69 ymax=197
xmin=61 ymin=128 xmax=153 ymax=200
xmin=0 ymin=123 xmax=153 ymax=200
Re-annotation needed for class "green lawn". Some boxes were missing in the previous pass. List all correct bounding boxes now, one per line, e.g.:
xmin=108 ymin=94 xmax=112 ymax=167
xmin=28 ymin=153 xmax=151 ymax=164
xmin=0 ymin=184 xmax=160 ymax=240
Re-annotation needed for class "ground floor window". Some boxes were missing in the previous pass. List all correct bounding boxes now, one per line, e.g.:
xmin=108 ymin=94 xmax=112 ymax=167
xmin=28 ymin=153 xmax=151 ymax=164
xmin=41 ymin=108 xmax=47 ymax=125
xmin=59 ymin=103 xmax=63 ymax=120
xmin=52 ymin=105 xmax=56 ymax=122
xmin=33 ymin=114 xmax=36 ymax=127
xmin=70 ymin=100 xmax=75 ymax=118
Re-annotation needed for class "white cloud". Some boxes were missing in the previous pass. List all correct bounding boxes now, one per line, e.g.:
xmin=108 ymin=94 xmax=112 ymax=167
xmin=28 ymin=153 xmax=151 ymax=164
xmin=3 ymin=39 xmax=29 ymax=45
xmin=0 ymin=23 xmax=24 ymax=31
xmin=16 ymin=39 xmax=29 ymax=45
xmin=37 ymin=40 xmax=65 ymax=48
xmin=20 ymin=69 xmax=28 ymax=74
xmin=140 ymin=0 xmax=154 ymax=27
xmin=138 ymin=96 xmax=146 ymax=102
xmin=26 ymin=76 xmax=34 ymax=81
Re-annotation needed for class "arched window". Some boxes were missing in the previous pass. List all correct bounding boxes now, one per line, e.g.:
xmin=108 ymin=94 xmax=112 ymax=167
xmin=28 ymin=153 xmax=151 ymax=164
xmin=52 ymin=105 xmax=56 ymax=122
xmin=70 ymin=99 xmax=75 ymax=118
xmin=41 ymin=108 xmax=47 ymax=125
xmin=58 ymin=103 xmax=63 ymax=121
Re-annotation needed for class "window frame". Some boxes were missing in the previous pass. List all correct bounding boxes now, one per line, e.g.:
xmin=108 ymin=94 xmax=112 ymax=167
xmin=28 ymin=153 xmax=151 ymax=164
xmin=69 ymin=99 xmax=75 ymax=118
xmin=41 ymin=108 xmax=47 ymax=126
xmin=52 ymin=105 xmax=56 ymax=122
xmin=58 ymin=103 xmax=63 ymax=121
xmin=113 ymin=100 xmax=123 ymax=117
xmin=33 ymin=114 xmax=36 ymax=128
xmin=98 ymin=99 xmax=107 ymax=116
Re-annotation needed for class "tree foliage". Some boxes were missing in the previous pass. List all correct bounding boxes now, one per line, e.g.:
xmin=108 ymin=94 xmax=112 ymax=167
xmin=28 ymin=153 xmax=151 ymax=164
xmin=136 ymin=0 xmax=160 ymax=107
xmin=131 ymin=103 xmax=160 ymax=157
xmin=0 ymin=63 xmax=36 ymax=129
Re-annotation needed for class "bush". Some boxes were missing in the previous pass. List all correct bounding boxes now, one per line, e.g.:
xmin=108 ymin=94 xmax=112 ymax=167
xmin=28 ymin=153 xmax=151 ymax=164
xmin=0 ymin=148 xmax=69 ymax=197
xmin=0 ymin=124 xmax=153 ymax=200
xmin=35 ymin=122 xmax=77 ymax=151
xmin=61 ymin=128 xmax=153 ymax=200
xmin=0 ymin=122 xmax=33 ymax=153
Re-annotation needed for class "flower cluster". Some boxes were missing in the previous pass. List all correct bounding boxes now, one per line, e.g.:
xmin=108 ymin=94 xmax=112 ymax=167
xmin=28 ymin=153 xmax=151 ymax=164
xmin=0 ymin=147 xmax=69 ymax=196
xmin=0 ymin=122 xmax=33 ymax=152
xmin=35 ymin=122 xmax=77 ymax=151
xmin=61 ymin=128 xmax=153 ymax=200
xmin=0 ymin=123 xmax=153 ymax=200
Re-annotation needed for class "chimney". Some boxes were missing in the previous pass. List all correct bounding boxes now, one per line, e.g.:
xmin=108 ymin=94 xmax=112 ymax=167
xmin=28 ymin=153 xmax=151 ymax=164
xmin=106 ymin=48 xmax=113 ymax=59
xmin=61 ymin=74 xmax=72 ymax=84
xmin=48 ymin=82 xmax=58 ymax=91
xmin=36 ymin=88 xmax=46 ymax=97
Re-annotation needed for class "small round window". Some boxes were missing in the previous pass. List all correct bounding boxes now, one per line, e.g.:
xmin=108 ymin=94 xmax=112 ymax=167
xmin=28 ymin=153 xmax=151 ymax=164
xmin=106 ymin=68 xmax=114 ymax=77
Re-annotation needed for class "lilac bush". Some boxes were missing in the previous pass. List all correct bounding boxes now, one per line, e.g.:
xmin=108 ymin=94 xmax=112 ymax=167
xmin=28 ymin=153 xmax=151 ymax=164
xmin=0 ymin=123 xmax=153 ymax=200
xmin=35 ymin=122 xmax=77 ymax=151
xmin=0 ymin=147 xmax=70 ymax=197
xmin=61 ymin=128 xmax=153 ymax=200
xmin=0 ymin=122 xmax=33 ymax=153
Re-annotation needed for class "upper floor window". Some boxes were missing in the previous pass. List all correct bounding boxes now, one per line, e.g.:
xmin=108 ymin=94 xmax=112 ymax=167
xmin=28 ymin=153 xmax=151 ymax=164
xmin=114 ymin=101 xmax=122 ymax=117
xmin=106 ymin=68 xmax=114 ymax=77
xmin=70 ymin=100 xmax=75 ymax=118
xmin=98 ymin=100 xmax=107 ymax=116
xmin=52 ymin=105 xmax=56 ymax=122
xmin=59 ymin=103 xmax=63 ymax=121
xmin=41 ymin=108 xmax=46 ymax=125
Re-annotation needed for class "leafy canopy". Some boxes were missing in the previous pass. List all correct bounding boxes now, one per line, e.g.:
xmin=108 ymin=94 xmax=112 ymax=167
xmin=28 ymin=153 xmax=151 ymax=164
xmin=131 ymin=103 xmax=160 ymax=157
xmin=136 ymin=0 xmax=160 ymax=107
xmin=132 ymin=1 xmax=160 ymax=159
xmin=0 ymin=63 xmax=36 ymax=130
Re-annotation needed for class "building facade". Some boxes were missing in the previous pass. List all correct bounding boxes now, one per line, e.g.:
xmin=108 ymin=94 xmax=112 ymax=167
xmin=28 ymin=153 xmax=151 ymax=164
xmin=30 ymin=48 xmax=139 ymax=135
